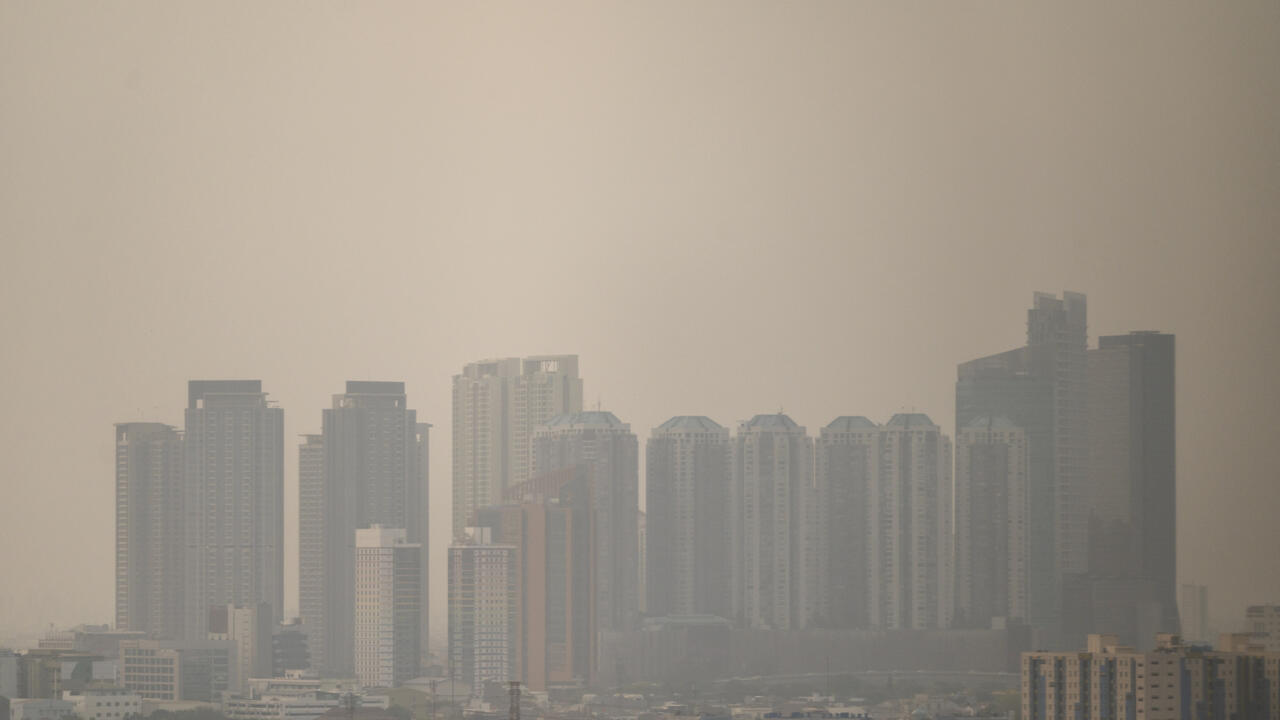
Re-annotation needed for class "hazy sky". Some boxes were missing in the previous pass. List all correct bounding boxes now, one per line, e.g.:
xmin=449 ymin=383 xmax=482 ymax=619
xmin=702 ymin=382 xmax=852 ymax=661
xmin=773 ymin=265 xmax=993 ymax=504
xmin=1 ymin=2 xmax=1277 ymax=645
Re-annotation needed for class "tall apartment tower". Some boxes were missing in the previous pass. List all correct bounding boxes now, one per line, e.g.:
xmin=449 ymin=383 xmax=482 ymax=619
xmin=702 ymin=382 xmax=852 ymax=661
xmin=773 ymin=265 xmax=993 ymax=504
xmin=115 ymin=423 xmax=185 ymax=640
xmin=869 ymin=414 xmax=953 ymax=630
xmin=183 ymin=380 xmax=284 ymax=641
xmin=354 ymin=526 xmax=422 ymax=689
xmin=645 ymin=416 xmax=732 ymax=619
xmin=1083 ymin=332 xmax=1177 ymax=645
xmin=300 ymin=381 xmax=428 ymax=678
xmin=815 ymin=416 xmax=879 ymax=629
xmin=957 ymin=291 xmax=1086 ymax=634
xmin=954 ymin=416 xmax=1029 ymax=629
xmin=533 ymin=411 xmax=639 ymax=633
xmin=731 ymin=414 xmax=819 ymax=631
xmin=448 ymin=528 xmax=518 ymax=695
xmin=452 ymin=356 xmax=583 ymax=538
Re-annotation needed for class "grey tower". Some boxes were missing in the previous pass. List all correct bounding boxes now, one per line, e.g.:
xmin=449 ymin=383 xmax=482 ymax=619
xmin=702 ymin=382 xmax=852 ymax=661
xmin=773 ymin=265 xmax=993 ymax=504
xmin=116 ymin=422 xmax=185 ymax=640
xmin=816 ymin=416 xmax=879 ymax=629
xmin=1079 ymin=332 xmax=1177 ymax=647
xmin=956 ymin=291 xmax=1086 ymax=635
xmin=645 ymin=416 xmax=732 ymax=619
xmin=533 ymin=411 xmax=639 ymax=633
xmin=731 ymin=414 xmax=818 ymax=630
xmin=300 ymin=381 xmax=428 ymax=677
xmin=184 ymin=380 xmax=284 ymax=640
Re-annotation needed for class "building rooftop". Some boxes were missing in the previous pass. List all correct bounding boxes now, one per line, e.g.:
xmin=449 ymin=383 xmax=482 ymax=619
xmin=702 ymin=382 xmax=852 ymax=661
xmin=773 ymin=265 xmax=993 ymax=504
xmin=741 ymin=414 xmax=801 ymax=431
xmin=963 ymin=416 xmax=1020 ymax=431
xmin=655 ymin=416 xmax=725 ymax=433
xmin=884 ymin=413 xmax=937 ymax=428
xmin=823 ymin=416 xmax=878 ymax=432
xmin=544 ymin=410 xmax=628 ymax=429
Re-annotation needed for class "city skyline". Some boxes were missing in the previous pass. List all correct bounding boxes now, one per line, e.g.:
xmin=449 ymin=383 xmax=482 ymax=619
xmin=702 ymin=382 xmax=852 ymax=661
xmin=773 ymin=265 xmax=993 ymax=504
xmin=2 ymin=2 xmax=1277 ymax=649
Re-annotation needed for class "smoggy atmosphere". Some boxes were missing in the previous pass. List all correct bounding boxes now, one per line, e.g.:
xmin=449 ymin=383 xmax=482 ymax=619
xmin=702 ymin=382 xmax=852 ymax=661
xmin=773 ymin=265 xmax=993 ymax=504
xmin=1 ymin=0 xmax=1278 ymax=688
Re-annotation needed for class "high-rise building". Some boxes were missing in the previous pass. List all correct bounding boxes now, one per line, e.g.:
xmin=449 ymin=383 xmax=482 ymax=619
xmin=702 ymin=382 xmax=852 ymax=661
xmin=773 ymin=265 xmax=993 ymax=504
xmin=731 ymin=414 xmax=818 ymax=631
xmin=474 ymin=499 xmax=579 ymax=690
xmin=300 ymin=381 xmax=428 ymax=678
xmin=183 ymin=380 xmax=284 ymax=641
xmin=957 ymin=291 xmax=1087 ymax=634
xmin=1080 ymin=332 xmax=1178 ymax=646
xmin=354 ymin=526 xmax=422 ymax=689
xmin=115 ymin=423 xmax=185 ymax=640
xmin=645 ymin=416 xmax=732 ymax=619
xmin=448 ymin=529 xmax=517 ymax=695
xmin=452 ymin=356 xmax=582 ymax=538
xmin=533 ymin=411 xmax=639 ymax=634
xmin=1021 ymin=633 xmax=1280 ymax=720
xmin=1179 ymin=584 xmax=1209 ymax=644
xmin=815 ymin=416 xmax=879 ymax=629
xmin=955 ymin=416 xmax=1029 ymax=629
xmin=868 ymin=414 xmax=953 ymax=630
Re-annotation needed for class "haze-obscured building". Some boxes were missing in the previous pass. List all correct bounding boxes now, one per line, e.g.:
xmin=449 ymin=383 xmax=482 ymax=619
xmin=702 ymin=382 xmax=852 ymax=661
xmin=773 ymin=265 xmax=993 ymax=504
xmin=300 ymin=381 xmax=429 ymax=678
xmin=815 ymin=416 xmax=879 ymax=629
xmin=869 ymin=414 xmax=953 ymax=630
xmin=117 ymin=639 xmax=230 ymax=702
xmin=448 ymin=529 xmax=517 ymax=694
xmin=533 ymin=411 xmax=639 ymax=634
xmin=645 ymin=416 xmax=732 ymax=620
xmin=115 ymin=423 xmax=185 ymax=641
xmin=452 ymin=356 xmax=583 ymax=538
xmin=957 ymin=292 xmax=1087 ymax=638
xmin=954 ymin=417 xmax=1028 ymax=629
xmin=1178 ymin=584 xmax=1209 ymax=645
xmin=731 ymin=414 xmax=818 ymax=631
xmin=354 ymin=526 xmax=422 ymax=688
xmin=1246 ymin=605 xmax=1280 ymax=653
xmin=183 ymin=380 xmax=284 ymax=641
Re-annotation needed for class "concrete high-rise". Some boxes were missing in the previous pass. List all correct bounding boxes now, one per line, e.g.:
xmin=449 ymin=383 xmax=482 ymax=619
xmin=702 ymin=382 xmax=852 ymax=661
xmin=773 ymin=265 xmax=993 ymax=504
xmin=183 ymin=380 xmax=284 ymax=641
xmin=955 ymin=417 xmax=1028 ymax=629
xmin=474 ymin=499 xmax=579 ymax=690
xmin=354 ymin=526 xmax=422 ymax=689
xmin=300 ymin=381 xmax=428 ymax=678
xmin=115 ymin=423 xmax=185 ymax=640
xmin=448 ymin=528 xmax=517 ymax=695
xmin=533 ymin=411 xmax=639 ymax=633
xmin=868 ymin=414 xmax=953 ymax=630
xmin=645 ymin=416 xmax=732 ymax=619
xmin=957 ymin=291 xmax=1087 ymax=635
xmin=452 ymin=356 xmax=582 ymax=539
xmin=1079 ymin=332 xmax=1177 ymax=646
xmin=731 ymin=414 xmax=818 ymax=631
xmin=815 ymin=416 xmax=879 ymax=629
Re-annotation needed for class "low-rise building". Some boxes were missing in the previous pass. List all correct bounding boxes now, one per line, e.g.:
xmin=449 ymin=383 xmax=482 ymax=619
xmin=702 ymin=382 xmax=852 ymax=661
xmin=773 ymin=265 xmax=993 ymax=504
xmin=117 ymin=640 xmax=230 ymax=703
xmin=63 ymin=684 xmax=141 ymax=720
xmin=10 ymin=698 xmax=75 ymax=720
xmin=1022 ymin=633 xmax=1280 ymax=720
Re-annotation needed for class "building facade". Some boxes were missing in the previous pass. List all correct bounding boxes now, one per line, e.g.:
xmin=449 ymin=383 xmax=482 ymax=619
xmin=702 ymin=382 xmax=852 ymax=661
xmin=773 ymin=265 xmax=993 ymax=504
xmin=957 ymin=291 xmax=1087 ymax=635
xmin=645 ymin=416 xmax=732 ymax=620
xmin=954 ymin=416 xmax=1028 ymax=629
xmin=868 ymin=414 xmax=953 ymax=630
xmin=533 ymin=411 xmax=640 ymax=634
xmin=1179 ymin=585 xmax=1209 ymax=645
xmin=448 ymin=529 xmax=518 ymax=695
xmin=183 ymin=380 xmax=284 ymax=641
xmin=815 ymin=416 xmax=879 ymax=629
xmin=1246 ymin=605 xmax=1280 ymax=653
xmin=115 ymin=422 xmax=185 ymax=640
xmin=731 ymin=414 xmax=818 ymax=631
xmin=1022 ymin=633 xmax=1280 ymax=720
xmin=300 ymin=381 xmax=429 ymax=678
xmin=452 ymin=356 xmax=582 ymax=538
xmin=353 ymin=526 xmax=422 ymax=689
